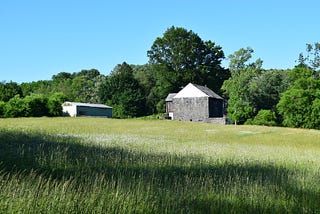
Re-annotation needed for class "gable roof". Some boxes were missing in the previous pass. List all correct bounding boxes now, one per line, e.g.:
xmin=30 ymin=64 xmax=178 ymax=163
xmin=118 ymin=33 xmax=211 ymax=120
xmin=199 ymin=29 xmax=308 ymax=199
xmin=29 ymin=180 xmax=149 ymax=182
xmin=62 ymin=102 xmax=112 ymax=109
xmin=192 ymin=84 xmax=223 ymax=99
xmin=173 ymin=83 xmax=223 ymax=99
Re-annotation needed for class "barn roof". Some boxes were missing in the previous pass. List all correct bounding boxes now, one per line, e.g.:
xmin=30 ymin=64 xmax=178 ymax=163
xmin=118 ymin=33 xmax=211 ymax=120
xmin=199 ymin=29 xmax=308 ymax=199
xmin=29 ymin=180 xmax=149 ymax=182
xmin=173 ymin=83 xmax=223 ymax=99
xmin=192 ymin=84 xmax=223 ymax=99
xmin=62 ymin=102 xmax=112 ymax=109
xmin=165 ymin=93 xmax=178 ymax=102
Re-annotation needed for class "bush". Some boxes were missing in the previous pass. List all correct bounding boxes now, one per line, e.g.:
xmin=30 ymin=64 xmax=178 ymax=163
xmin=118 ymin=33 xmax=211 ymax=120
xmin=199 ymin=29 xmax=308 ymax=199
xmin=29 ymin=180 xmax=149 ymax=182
xmin=4 ymin=95 xmax=26 ymax=118
xmin=47 ymin=92 xmax=68 ymax=116
xmin=245 ymin=110 xmax=277 ymax=126
xmin=24 ymin=94 xmax=49 ymax=117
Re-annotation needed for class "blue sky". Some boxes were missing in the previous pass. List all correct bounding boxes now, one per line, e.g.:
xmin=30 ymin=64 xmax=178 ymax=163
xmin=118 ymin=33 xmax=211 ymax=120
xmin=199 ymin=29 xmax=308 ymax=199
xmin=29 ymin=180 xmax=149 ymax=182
xmin=1 ymin=0 xmax=319 ymax=83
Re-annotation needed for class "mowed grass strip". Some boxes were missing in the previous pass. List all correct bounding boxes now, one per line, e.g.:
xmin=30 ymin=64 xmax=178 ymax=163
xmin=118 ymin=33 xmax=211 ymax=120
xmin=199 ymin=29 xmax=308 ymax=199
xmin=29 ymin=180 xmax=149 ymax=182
xmin=0 ymin=117 xmax=320 ymax=213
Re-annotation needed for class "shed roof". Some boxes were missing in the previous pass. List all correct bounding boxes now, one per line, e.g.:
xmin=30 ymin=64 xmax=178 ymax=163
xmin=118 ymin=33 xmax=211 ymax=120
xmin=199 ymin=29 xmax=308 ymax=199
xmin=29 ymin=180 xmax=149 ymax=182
xmin=165 ymin=93 xmax=178 ymax=102
xmin=62 ymin=102 xmax=112 ymax=109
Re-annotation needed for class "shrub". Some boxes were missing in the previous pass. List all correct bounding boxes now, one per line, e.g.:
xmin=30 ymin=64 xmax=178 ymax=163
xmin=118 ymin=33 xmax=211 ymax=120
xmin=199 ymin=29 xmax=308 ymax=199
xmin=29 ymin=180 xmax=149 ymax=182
xmin=47 ymin=92 xmax=68 ymax=116
xmin=245 ymin=110 xmax=277 ymax=126
xmin=4 ymin=95 xmax=26 ymax=118
xmin=24 ymin=94 xmax=49 ymax=117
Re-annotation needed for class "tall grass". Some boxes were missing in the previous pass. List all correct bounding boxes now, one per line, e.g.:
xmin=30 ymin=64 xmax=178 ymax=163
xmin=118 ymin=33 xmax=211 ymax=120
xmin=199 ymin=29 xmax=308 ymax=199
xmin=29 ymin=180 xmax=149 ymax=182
xmin=0 ymin=117 xmax=320 ymax=213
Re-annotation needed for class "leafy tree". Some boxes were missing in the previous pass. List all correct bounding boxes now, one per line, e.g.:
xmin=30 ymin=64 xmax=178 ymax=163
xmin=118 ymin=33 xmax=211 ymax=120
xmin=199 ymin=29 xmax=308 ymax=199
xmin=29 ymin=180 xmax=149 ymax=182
xmin=245 ymin=110 xmax=277 ymax=126
xmin=22 ymin=80 xmax=53 ymax=97
xmin=49 ymin=69 xmax=104 ymax=103
xmin=132 ymin=64 xmax=166 ymax=114
xmin=277 ymin=77 xmax=320 ymax=129
xmin=289 ymin=66 xmax=315 ymax=82
xmin=0 ymin=81 xmax=23 ymax=102
xmin=147 ymin=26 xmax=229 ymax=101
xmin=99 ymin=62 xmax=146 ymax=118
xmin=76 ymin=69 xmax=100 ymax=79
xmin=248 ymin=69 xmax=290 ymax=111
xmin=222 ymin=47 xmax=262 ymax=124
xmin=24 ymin=94 xmax=49 ymax=117
xmin=4 ymin=95 xmax=26 ymax=118
xmin=298 ymin=42 xmax=320 ymax=71
xmin=47 ymin=92 xmax=68 ymax=116
xmin=52 ymin=72 xmax=73 ymax=82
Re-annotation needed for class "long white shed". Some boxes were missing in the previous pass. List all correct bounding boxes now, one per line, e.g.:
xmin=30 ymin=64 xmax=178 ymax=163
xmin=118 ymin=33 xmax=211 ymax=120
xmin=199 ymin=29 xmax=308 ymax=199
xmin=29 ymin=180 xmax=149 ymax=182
xmin=62 ymin=102 xmax=112 ymax=118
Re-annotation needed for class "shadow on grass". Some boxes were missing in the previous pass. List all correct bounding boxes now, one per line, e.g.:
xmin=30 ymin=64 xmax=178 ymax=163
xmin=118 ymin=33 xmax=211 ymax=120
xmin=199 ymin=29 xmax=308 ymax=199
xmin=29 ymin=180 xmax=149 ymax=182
xmin=0 ymin=128 xmax=319 ymax=213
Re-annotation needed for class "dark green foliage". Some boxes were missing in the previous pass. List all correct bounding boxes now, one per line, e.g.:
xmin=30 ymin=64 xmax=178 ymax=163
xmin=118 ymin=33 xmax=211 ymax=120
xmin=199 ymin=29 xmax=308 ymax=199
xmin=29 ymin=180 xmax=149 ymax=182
xmin=52 ymin=72 xmax=73 ymax=82
xmin=0 ymin=101 xmax=5 ymax=117
xmin=21 ymin=80 xmax=52 ymax=97
xmin=2 ymin=93 xmax=68 ymax=118
xmin=20 ymin=69 xmax=104 ymax=104
xmin=24 ymin=94 xmax=49 ymax=117
xmin=0 ymin=81 xmax=23 ymax=102
xmin=277 ymin=77 xmax=320 ymax=129
xmin=148 ymin=26 xmax=229 ymax=108
xmin=132 ymin=64 xmax=158 ymax=115
xmin=47 ymin=92 xmax=68 ymax=116
xmin=245 ymin=110 xmax=277 ymax=126
xmin=223 ymin=48 xmax=290 ymax=125
xmin=99 ymin=62 xmax=146 ymax=118
xmin=265 ymin=43 xmax=320 ymax=129
xmin=249 ymin=69 xmax=290 ymax=111
xmin=222 ymin=48 xmax=262 ymax=124
xmin=4 ymin=95 xmax=26 ymax=118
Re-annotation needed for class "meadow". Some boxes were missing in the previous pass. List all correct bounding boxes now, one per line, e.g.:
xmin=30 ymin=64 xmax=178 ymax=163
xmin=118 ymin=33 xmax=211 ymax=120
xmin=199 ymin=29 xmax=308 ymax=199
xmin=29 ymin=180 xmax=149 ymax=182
xmin=0 ymin=117 xmax=320 ymax=213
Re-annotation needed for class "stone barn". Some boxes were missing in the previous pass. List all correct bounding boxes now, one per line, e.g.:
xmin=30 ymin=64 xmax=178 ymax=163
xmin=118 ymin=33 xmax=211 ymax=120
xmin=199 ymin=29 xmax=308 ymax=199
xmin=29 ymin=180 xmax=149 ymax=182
xmin=165 ymin=93 xmax=177 ymax=119
xmin=165 ymin=83 xmax=226 ymax=124
xmin=62 ymin=102 xmax=112 ymax=118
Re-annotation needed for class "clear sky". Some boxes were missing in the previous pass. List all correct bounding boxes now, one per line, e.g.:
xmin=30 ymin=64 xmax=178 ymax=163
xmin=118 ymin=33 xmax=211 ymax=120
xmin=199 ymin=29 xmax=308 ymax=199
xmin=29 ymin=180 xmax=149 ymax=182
xmin=1 ymin=0 xmax=319 ymax=83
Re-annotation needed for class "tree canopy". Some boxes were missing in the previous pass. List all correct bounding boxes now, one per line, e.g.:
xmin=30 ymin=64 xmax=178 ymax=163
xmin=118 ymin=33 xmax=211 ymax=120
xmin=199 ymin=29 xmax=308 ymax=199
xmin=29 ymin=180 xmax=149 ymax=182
xmin=147 ymin=26 xmax=229 ymax=95
xmin=99 ymin=62 xmax=146 ymax=118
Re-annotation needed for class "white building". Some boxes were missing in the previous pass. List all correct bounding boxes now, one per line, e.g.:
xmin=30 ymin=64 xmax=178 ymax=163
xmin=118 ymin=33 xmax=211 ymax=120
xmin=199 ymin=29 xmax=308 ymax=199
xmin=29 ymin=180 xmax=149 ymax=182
xmin=62 ymin=102 xmax=112 ymax=117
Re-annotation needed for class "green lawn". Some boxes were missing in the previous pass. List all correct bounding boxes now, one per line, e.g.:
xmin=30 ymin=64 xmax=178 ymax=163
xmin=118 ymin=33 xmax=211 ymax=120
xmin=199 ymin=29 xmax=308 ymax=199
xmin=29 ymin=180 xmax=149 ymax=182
xmin=1 ymin=117 xmax=320 ymax=213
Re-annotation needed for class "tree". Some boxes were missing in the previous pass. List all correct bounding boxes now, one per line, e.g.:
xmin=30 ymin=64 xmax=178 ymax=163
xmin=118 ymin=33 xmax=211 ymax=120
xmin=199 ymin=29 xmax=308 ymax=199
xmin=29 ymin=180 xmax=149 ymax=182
xmin=147 ymin=26 xmax=229 ymax=98
xmin=298 ymin=42 xmax=320 ymax=72
xmin=0 ymin=81 xmax=23 ymax=102
xmin=132 ymin=64 xmax=156 ymax=114
xmin=24 ymin=94 xmax=49 ymax=117
xmin=276 ymin=48 xmax=320 ymax=129
xmin=47 ymin=92 xmax=68 ymax=116
xmin=248 ymin=69 xmax=290 ymax=112
xmin=277 ymin=77 xmax=320 ymax=129
xmin=222 ymin=47 xmax=262 ymax=124
xmin=4 ymin=95 xmax=26 ymax=118
xmin=99 ymin=62 xmax=146 ymax=118
xmin=245 ymin=110 xmax=277 ymax=126
xmin=52 ymin=72 xmax=73 ymax=82
xmin=21 ymin=80 xmax=53 ymax=97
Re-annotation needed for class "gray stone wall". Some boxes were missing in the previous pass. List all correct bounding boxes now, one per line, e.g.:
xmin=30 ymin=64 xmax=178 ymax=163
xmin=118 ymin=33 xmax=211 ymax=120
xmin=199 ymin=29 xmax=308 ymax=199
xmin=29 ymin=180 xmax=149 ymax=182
xmin=204 ymin=117 xmax=227 ymax=124
xmin=173 ymin=97 xmax=209 ymax=122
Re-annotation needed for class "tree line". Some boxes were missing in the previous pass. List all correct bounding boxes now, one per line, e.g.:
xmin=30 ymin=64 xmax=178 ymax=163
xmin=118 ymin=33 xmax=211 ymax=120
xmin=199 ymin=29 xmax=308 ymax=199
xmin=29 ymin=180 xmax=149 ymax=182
xmin=0 ymin=26 xmax=319 ymax=129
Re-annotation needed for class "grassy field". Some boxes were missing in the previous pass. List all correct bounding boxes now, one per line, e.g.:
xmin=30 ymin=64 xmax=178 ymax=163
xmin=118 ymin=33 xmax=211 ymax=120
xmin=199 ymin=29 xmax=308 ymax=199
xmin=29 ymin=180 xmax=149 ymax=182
xmin=1 ymin=117 xmax=320 ymax=213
